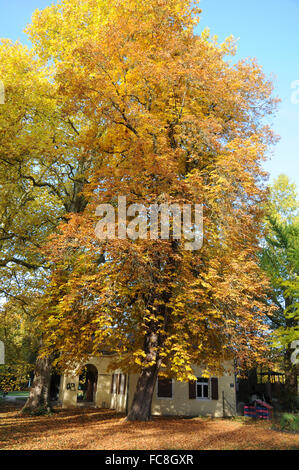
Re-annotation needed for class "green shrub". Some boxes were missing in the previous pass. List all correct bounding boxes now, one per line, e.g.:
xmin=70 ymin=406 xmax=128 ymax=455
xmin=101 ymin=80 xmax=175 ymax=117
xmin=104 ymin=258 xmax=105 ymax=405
xmin=279 ymin=413 xmax=299 ymax=432
xmin=277 ymin=391 xmax=299 ymax=412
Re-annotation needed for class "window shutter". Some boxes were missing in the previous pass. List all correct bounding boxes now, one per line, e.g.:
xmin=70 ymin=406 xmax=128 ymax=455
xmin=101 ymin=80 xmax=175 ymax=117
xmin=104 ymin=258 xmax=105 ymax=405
xmin=211 ymin=377 xmax=219 ymax=400
xmin=157 ymin=378 xmax=172 ymax=398
xmin=117 ymin=374 xmax=121 ymax=394
xmin=123 ymin=374 xmax=127 ymax=395
xmin=189 ymin=380 xmax=196 ymax=399
xmin=119 ymin=374 xmax=124 ymax=395
xmin=111 ymin=374 xmax=115 ymax=393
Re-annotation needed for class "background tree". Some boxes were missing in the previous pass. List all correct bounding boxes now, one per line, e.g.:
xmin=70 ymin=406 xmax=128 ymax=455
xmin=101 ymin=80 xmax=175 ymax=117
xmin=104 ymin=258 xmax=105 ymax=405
xmin=260 ymin=174 xmax=299 ymax=406
xmin=0 ymin=40 xmax=92 ymax=412
xmin=0 ymin=299 xmax=37 ymax=393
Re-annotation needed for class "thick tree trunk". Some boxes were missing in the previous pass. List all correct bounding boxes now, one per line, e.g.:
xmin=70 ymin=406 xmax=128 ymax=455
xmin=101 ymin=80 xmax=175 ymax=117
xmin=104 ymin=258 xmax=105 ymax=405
xmin=127 ymin=322 xmax=162 ymax=421
xmin=127 ymin=362 xmax=160 ymax=421
xmin=21 ymin=348 xmax=52 ymax=414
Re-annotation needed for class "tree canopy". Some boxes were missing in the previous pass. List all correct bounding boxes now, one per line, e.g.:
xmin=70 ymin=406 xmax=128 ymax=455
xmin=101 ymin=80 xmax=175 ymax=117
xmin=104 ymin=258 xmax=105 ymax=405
xmin=0 ymin=0 xmax=281 ymax=419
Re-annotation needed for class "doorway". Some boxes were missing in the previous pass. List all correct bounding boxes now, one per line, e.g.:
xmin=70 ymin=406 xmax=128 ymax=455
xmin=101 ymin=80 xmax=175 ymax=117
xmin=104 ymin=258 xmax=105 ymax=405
xmin=77 ymin=364 xmax=98 ymax=403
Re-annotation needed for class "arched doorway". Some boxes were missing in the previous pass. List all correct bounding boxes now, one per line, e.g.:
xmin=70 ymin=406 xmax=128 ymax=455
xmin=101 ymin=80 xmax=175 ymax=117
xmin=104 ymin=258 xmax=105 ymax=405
xmin=77 ymin=364 xmax=98 ymax=403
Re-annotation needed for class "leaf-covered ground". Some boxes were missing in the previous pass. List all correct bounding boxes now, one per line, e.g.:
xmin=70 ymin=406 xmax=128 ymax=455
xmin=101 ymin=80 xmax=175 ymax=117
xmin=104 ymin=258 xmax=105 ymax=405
xmin=0 ymin=404 xmax=298 ymax=450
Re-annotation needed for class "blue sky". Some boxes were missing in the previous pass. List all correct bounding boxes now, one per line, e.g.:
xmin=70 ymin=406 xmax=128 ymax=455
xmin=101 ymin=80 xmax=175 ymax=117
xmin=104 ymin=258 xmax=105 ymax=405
xmin=0 ymin=0 xmax=298 ymax=190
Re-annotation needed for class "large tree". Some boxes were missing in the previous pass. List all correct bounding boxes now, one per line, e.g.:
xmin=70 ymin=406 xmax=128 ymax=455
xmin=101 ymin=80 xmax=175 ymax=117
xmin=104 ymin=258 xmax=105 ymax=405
xmin=0 ymin=40 xmax=92 ymax=412
xmin=26 ymin=0 xmax=279 ymax=420
xmin=0 ymin=298 xmax=38 ymax=393
xmin=260 ymin=175 xmax=299 ymax=402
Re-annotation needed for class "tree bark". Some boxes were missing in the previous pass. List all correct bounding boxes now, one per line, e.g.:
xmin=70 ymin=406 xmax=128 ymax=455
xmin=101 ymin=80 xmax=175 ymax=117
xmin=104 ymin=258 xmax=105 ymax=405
xmin=21 ymin=347 xmax=52 ymax=414
xmin=127 ymin=362 xmax=160 ymax=421
xmin=127 ymin=322 xmax=162 ymax=421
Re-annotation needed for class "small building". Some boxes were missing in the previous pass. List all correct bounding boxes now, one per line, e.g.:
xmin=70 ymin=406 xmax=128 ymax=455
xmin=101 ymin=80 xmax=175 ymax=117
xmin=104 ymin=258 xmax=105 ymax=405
xmin=236 ymin=367 xmax=286 ymax=406
xmin=58 ymin=355 xmax=237 ymax=418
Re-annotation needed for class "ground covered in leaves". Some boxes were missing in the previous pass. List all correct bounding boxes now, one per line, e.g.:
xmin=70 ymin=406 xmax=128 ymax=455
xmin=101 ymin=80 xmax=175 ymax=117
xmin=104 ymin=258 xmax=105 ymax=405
xmin=0 ymin=403 xmax=298 ymax=450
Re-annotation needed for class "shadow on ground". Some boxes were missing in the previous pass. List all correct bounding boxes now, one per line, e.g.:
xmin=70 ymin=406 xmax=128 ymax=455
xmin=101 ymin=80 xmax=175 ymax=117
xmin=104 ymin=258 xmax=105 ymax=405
xmin=0 ymin=402 xmax=298 ymax=450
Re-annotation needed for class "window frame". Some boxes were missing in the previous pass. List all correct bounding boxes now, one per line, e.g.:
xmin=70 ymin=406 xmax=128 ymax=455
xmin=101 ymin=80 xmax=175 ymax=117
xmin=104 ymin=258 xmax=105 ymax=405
xmin=196 ymin=377 xmax=210 ymax=400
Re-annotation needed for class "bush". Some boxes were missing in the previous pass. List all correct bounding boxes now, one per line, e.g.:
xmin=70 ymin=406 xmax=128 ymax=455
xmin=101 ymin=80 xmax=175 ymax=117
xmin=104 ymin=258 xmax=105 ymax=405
xmin=279 ymin=413 xmax=299 ymax=432
xmin=0 ymin=363 xmax=33 ymax=393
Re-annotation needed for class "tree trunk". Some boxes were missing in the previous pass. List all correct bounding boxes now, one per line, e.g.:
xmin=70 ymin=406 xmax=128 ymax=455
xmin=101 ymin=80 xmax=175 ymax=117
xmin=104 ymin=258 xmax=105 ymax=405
xmin=127 ymin=362 xmax=160 ymax=421
xmin=21 ymin=348 xmax=52 ymax=414
xmin=127 ymin=323 xmax=162 ymax=421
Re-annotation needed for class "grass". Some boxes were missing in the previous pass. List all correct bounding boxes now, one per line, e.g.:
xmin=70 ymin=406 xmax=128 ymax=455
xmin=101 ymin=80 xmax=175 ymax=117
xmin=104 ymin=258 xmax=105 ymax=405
xmin=6 ymin=391 xmax=29 ymax=397
xmin=0 ymin=403 xmax=298 ymax=450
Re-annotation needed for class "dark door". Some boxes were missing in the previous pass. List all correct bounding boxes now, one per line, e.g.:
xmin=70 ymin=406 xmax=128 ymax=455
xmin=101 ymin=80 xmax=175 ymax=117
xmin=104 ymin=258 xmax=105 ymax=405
xmin=86 ymin=364 xmax=98 ymax=402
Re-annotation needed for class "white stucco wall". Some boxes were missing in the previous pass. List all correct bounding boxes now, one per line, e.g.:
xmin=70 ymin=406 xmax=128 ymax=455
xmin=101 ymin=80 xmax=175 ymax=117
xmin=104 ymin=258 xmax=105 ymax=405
xmin=60 ymin=356 xmax=236 ymax=417
xmin=127 ymin=363 xmax=236 ymax=418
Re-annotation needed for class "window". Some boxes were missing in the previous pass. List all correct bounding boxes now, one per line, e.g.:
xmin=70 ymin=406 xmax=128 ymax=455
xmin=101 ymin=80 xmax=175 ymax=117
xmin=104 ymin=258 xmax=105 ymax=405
xmin=196 ymin=377 xmax=209 ymax=399
xmin=189 ymin=377 xmax=218 ymax=400
xmin=111 ymin=374 xmax=127 ymax=395
xmin=157 ymin=378 xmax=173 ymax=398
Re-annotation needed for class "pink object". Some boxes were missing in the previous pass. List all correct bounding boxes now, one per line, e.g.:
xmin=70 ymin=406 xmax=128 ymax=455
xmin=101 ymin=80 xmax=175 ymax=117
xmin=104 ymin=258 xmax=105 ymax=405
xmin=255 ymin=399 xmax=273 ymax=410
